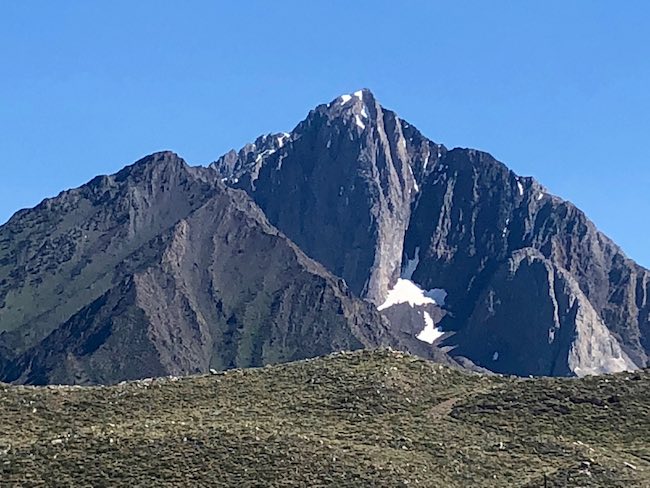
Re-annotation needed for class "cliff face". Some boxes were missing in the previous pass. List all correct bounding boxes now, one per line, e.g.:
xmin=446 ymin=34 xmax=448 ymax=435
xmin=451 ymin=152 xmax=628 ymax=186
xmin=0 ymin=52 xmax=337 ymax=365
xmin=214 ymin=90 xmax=649 ymax=376
xmin=1 ymin=90 xmax=647 ymax=383
xmin=211 ymin=89 xmax=437 ymax=304
xmin=405 ymin=147 xmax=649 ymax=373
xmin=0 ymin=151 xmax=444 ymax=385
xmin=448 ymin=248 xmax=636 ymax=376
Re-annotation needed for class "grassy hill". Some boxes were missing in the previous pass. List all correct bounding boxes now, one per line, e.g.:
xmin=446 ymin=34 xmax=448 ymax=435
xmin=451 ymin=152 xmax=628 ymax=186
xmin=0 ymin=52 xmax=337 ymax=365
xmin=1 ymin=349 xmax=648 ymax=486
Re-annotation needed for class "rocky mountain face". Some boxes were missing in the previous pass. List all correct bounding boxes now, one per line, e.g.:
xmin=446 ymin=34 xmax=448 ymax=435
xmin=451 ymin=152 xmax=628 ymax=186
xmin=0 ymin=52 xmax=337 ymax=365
xmin=213 ymin=89 xmax=649 ymax=377
xmin=211 ymin=90 xmax=435 ymax=304
xmin=1 ymin=89 xmax=646 ymax=383
xmin=0 ymin=151 xmax=449 ymax=385
xmin=0 ymin=152 xmax=220 ymax=354
xmin=404 ymin=147 xmax=649 ymax=375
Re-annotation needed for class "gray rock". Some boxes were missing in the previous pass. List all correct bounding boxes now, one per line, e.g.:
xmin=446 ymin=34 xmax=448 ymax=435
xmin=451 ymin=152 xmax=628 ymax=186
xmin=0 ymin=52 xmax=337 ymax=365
xmin=211 ymin=89 xmax=433 ymax=305
xmin=447 ymin=248 xmax=636 ymax=376
xmin=0 ymin=151 xmax=453 ymax=385
xmin=214 ymin=89 xmax=649 ymax=376
xmin=1 ymin=89 xmax=647 ymax=381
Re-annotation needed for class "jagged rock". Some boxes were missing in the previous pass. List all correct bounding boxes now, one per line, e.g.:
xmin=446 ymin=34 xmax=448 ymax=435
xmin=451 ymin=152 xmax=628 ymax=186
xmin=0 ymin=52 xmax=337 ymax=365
xmin=0 ymin=151 xmax=452 ymax=385
xmin=0 ymin=89 xmax=647 ymax=382
xmin=211 ymin=89 xmax=438 ymax=304
xmin=214 ymin=89 xmax=649 ymax=375
xmin=406 ymin=148 xmax=649 ymax=372
xmin=446 ymin=248 xmax=636 ymax=376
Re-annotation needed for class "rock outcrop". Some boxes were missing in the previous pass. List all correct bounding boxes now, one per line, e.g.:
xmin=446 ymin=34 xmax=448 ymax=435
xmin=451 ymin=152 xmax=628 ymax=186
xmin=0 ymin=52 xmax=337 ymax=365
xmin=448 ymin=248 xmax=636 ymax=376
xmin=0 ymin=89 xmax=646 ymax=382
xmin=211 ymin=89 xmax=438 ymax=304
xmin=214 ymin=90 xmax=649 ymax=376
xmin=0 ymin=151 xmax=449 ymax=385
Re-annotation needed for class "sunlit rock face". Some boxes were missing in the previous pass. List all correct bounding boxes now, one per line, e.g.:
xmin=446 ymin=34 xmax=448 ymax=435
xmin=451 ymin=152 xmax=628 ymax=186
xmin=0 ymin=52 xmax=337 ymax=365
xmin=215 ymin=89 xmax=648 ymax=377
xmin=447 ymin=248 xmax=636 ymax=376
xmin=0 ymin=89 xmax=646 ymax=384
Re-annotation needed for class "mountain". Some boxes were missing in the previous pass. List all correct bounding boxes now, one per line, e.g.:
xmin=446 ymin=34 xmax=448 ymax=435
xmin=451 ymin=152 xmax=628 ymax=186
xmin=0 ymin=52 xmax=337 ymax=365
xmin=212 ymin=89 xmax=424 ymax=304
xmin=0 ymin=151 xmax=449 ymax=385
xmin=1 ymin=349 xmax=648 ymax=486
xmin=1 ymin=89 xmax=647 ymax=383
xmin=213 ymin=89 xmax=649 ymax=376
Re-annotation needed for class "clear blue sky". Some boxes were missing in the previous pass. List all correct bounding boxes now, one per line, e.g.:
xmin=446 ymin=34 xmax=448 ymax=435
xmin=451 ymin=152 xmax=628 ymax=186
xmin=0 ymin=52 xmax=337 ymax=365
xmin=1 ymin=1 xmax=649 ymax=267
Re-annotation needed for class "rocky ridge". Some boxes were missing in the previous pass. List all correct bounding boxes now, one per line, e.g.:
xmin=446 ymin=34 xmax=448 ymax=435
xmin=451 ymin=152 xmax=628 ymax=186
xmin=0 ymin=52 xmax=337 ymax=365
xmin=213 ymin=89 xmax=650 ymax=376
xmin=0 ymin=151 xmax=450 ymax=385
xmin=0 ymin=89 xmax=646 ymax=382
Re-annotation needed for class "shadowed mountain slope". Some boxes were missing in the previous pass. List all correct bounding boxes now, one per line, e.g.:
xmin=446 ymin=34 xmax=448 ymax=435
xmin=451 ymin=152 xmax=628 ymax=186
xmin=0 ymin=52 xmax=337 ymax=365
xmin=0 ymin=90 xmax=647 ymax=382
xmin=213 ymin=90 xmax=649 ymax=376
xmin=0 ymin=151 xmax=448 ymax=385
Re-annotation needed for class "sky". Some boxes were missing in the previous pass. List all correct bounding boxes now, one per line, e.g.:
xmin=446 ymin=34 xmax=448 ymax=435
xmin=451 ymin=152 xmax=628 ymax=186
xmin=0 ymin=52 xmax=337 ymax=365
xmin=1 ymin=1 xmax=649 ymax=267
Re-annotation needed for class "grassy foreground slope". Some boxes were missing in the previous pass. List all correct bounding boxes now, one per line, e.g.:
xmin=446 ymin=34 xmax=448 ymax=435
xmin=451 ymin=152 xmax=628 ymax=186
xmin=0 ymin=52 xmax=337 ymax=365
xmin=0 ymin=349 xmax=648 ymax=487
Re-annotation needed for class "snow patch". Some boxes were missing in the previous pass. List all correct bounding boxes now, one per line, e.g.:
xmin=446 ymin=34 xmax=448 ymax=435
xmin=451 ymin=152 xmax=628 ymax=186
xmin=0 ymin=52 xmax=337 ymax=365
xmin=379 ymin=250 xmax=448 ymax=343
xmin=360 ymin=106 xmax=368 ymax=119
xmin=517 ymin=180 xmax=524 ymax=196
xmin=354 ymin=114 xmax=365 ymax=130
xmin=353 ymin=90 xmax=364 ymax=100
xmin=255 ymin=149 xmax=276 ymax=163
xmin=277 ymin=133 xmax=289 ymax=148
xmin=413 ymin=181 xmax=419 ymax=193
xmin=378 ymin=281 xmax=447 ymax=311
xmin=537 ymin=192 xmax=544 ymax=201
xmin=378 ymin=246 xmax=447 ymax=311
xmin=416 ymin=312 xmax=444 ymax=344
xmin=378 ymin=280 xmax=435 ymax=310
xmin=340 ymin=94 xmax=352 ymax=105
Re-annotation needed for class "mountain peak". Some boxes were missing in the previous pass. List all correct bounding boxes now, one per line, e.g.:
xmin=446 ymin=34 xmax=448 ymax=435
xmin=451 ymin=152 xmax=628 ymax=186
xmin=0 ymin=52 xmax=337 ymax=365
xmin=315 ymin=89 xmax=381 ymax=133
xmin=334 ymin=88 xmax=374 ymax=104
xmin=328 ymin=88 xmax=376 ymax=112
xmin=114 ymin=150 xmax=187 ymax=181
xmin=2 ymin=89 xmax=649 ymax=387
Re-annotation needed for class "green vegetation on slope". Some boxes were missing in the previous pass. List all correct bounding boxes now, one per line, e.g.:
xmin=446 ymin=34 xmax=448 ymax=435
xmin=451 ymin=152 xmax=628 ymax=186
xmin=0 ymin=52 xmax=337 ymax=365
xmin=0 ymin=349 xmax=648 ymax=486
